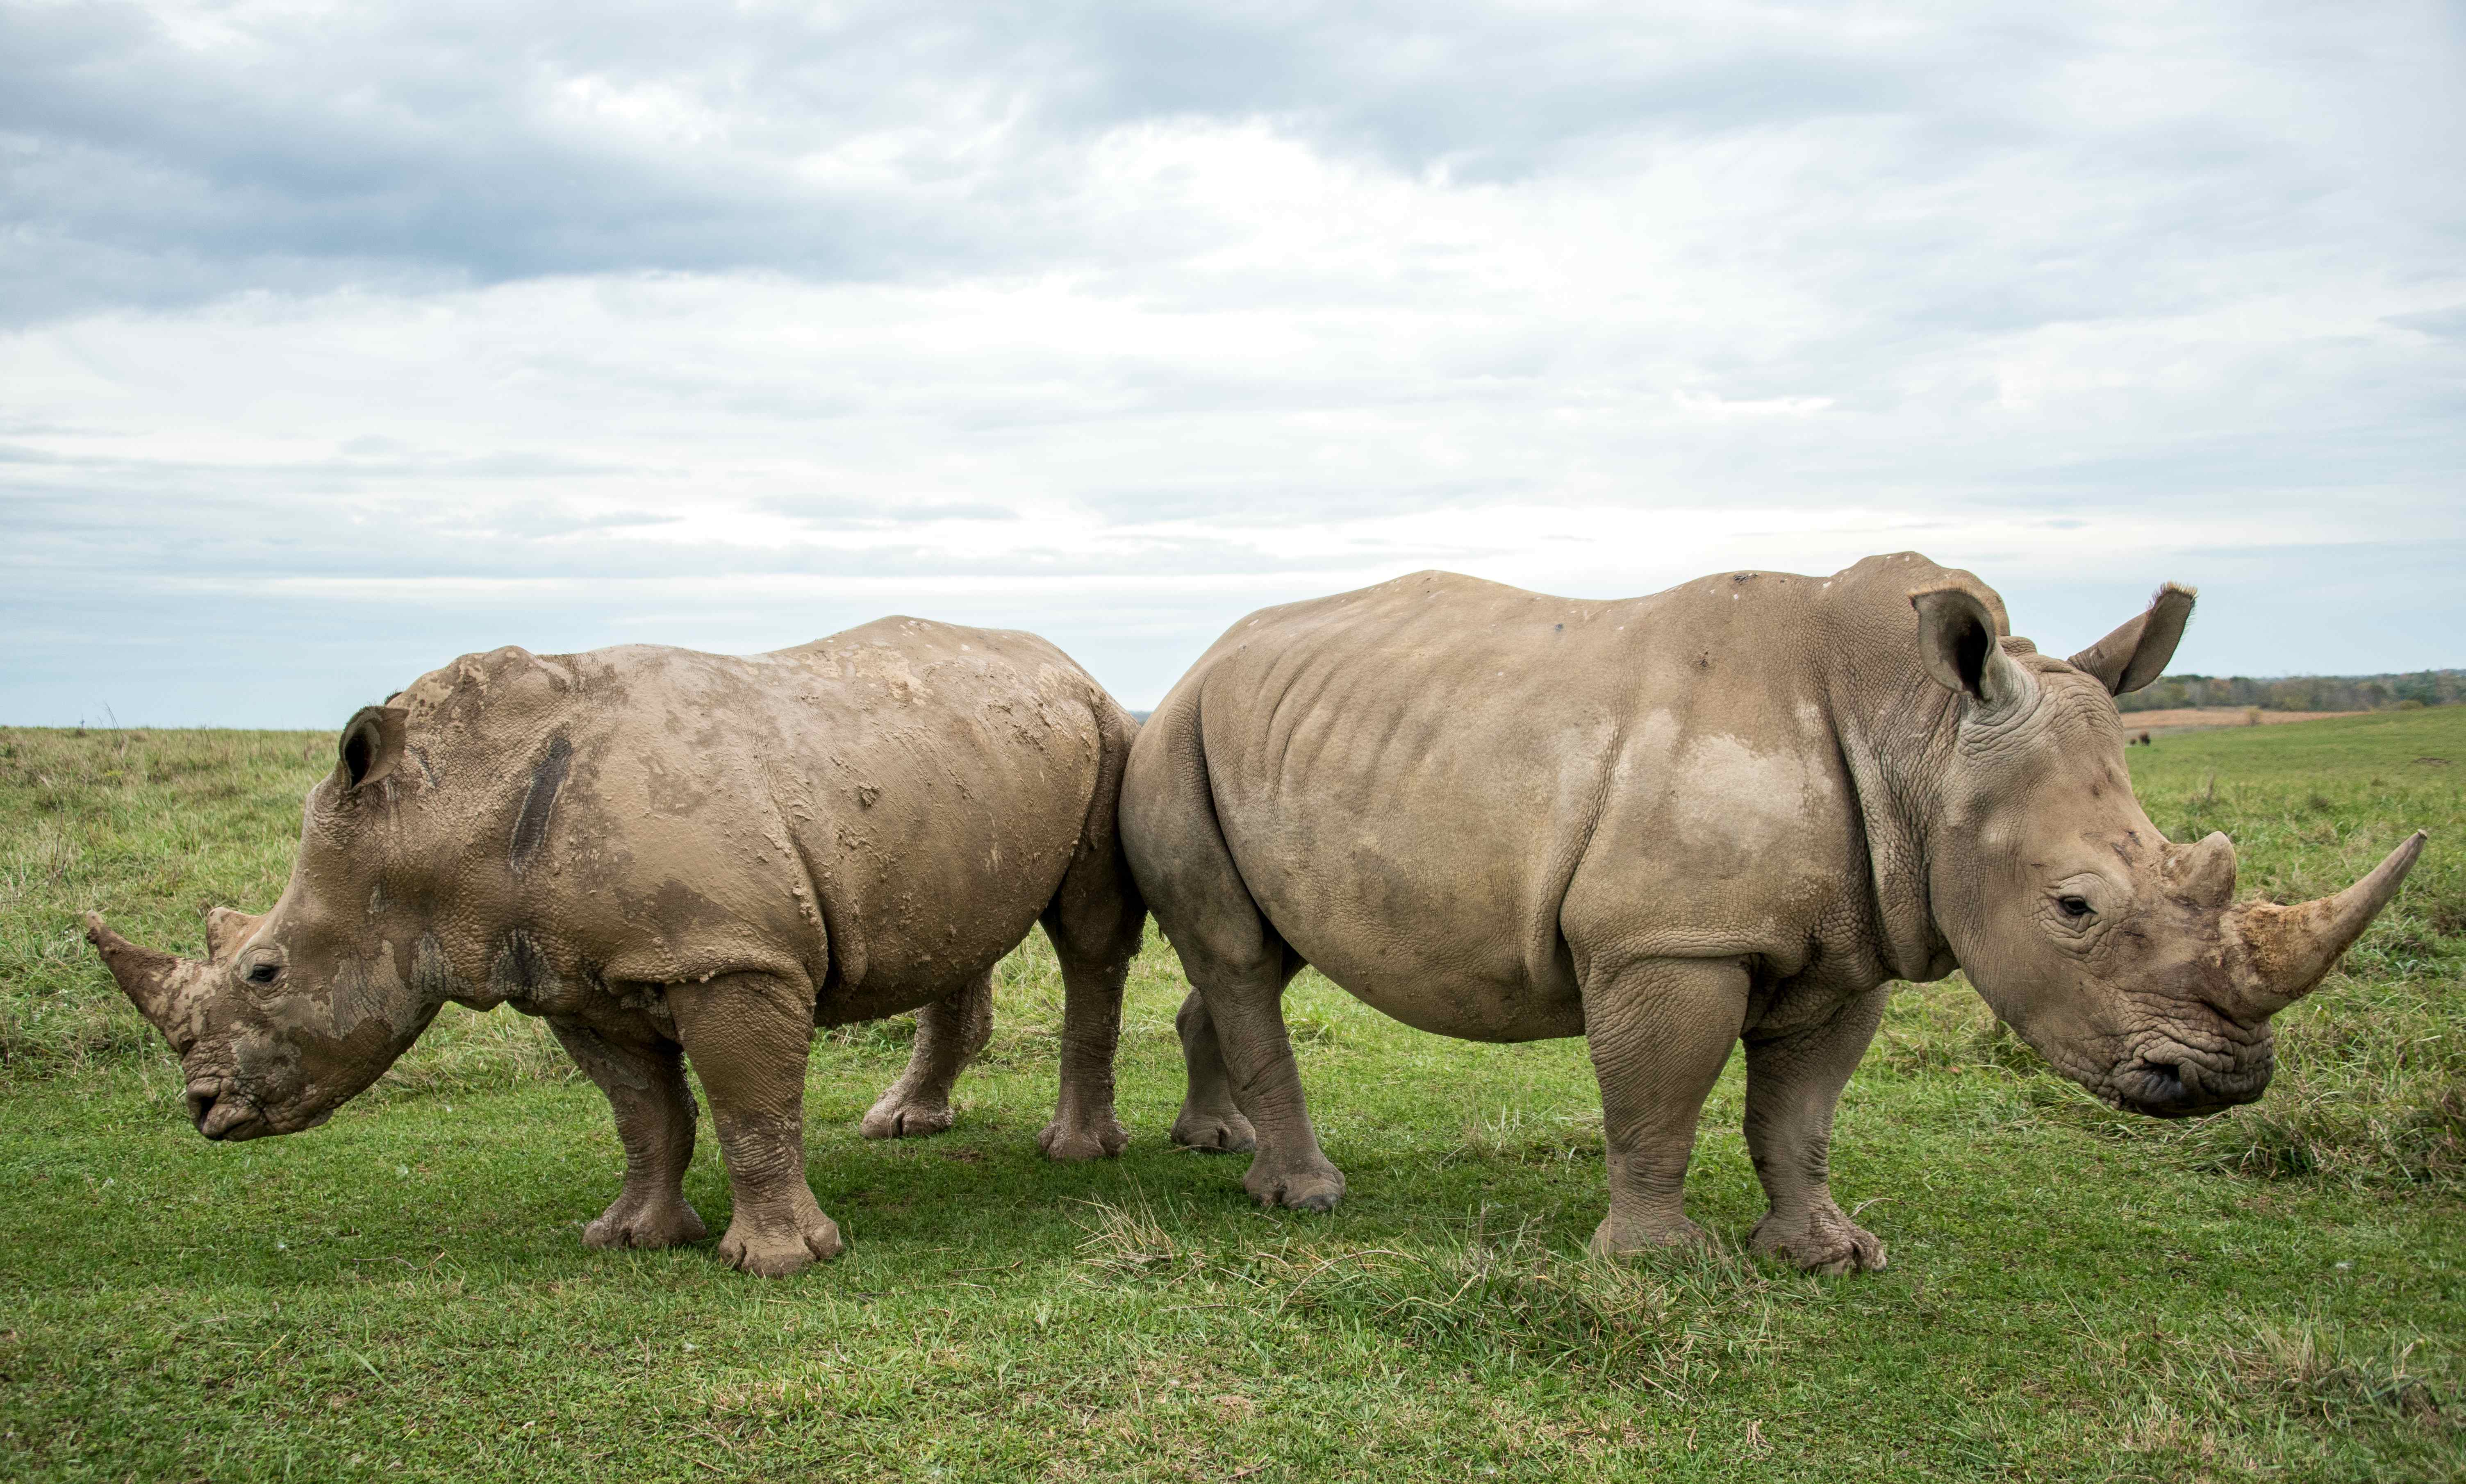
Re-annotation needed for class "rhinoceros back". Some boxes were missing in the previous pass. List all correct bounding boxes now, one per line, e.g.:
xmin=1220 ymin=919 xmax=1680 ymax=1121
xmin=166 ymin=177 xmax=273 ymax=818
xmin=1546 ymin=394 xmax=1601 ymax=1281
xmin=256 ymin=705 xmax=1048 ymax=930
xmin=386 ymin=620 xmax=1122 ymax=1022
xmin=1124 ymin=561 xmax=1972 ymax=1039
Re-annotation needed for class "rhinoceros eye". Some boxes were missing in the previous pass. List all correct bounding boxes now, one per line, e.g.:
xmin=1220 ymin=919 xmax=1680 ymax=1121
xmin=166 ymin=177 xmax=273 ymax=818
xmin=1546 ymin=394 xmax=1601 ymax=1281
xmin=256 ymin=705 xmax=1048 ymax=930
xmin=244 ymin=962 xmax=282 ymax=985
xmin=2057 ymin=895 xmax=2093 ymax=919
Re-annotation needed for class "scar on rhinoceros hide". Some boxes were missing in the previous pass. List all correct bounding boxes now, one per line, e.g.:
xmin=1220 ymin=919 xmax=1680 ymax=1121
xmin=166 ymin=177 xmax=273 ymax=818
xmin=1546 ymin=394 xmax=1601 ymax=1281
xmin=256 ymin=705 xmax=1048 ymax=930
xmin=510 ymin=735 xmax=572 ymax=877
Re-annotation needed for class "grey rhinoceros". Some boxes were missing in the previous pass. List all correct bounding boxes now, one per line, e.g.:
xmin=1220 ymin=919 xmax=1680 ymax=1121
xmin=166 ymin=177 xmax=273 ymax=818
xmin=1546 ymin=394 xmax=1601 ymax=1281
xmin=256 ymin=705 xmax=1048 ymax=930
xmin=87 ymin=619 xmax=1145 ymax=1276
xmin=1121 ymin=554 xmax=2425 ymax=1273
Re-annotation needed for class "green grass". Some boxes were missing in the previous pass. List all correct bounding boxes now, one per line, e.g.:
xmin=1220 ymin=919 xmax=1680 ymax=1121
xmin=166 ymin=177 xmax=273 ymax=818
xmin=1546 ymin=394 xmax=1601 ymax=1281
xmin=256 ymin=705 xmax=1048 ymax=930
xmin=2 ymin=713 xmax=2461 ymax=1482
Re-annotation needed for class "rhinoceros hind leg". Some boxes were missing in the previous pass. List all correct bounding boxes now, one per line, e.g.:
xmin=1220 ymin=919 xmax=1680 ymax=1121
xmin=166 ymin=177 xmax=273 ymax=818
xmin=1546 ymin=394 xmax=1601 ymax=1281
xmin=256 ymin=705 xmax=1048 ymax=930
xmin=1031 ymin=769 xmax=1147 ymax=1162
xmin=1741 ymin=985 xmax=1890 ymax=1275
xmin=1124 ymin=694 xmax=1334 ymax=1205
xmin=548 ymin=1017 xmax=709 ymax=1252
xmin=861 ymin=972 xmax=993 ymax=1140
xmin=1583 ymin=957 xmax=1748 ymax=1255
xmin=669 ymin=972 xmax=845 ymax=1277
xmin=1167 ymin=991 xmax=1256 ymax=1153
xmin=1201 ymin=952 xmax=1343 ymax=1211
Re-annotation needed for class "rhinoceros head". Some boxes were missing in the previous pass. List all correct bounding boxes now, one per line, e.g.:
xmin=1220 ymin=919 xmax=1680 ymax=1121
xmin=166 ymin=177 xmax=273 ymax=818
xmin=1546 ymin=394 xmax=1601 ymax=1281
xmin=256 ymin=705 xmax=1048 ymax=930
xmin=1908 ymin=582 xmax=2424 ymax=1118
xmin=86 ymin=705 xmax=449 ymax=1140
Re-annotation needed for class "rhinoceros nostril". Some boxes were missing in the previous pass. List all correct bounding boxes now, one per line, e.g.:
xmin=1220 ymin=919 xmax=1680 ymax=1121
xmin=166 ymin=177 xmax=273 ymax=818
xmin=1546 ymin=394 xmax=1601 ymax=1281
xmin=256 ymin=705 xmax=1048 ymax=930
xmin=185 ymin=1079 xmax=260 ymax=1139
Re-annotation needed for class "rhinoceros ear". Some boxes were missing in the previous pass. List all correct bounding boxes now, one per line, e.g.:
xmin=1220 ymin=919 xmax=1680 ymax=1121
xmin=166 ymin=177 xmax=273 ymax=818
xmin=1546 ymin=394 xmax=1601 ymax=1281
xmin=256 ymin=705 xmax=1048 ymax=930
xmin=2067 ymin=583 xmax=2195 ymax=695
xmin=1911 ymin=585 xmax=2026 ymax=711
xmin=336 ymin=705 xmax=409 ymax=790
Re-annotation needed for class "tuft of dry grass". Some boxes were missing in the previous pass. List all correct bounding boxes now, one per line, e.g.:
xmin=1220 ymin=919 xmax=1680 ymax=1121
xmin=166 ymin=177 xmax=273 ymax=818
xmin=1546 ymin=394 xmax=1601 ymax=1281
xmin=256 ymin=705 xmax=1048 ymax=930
xmin=2219 ymin=1318 xmax=2455 ymax=1428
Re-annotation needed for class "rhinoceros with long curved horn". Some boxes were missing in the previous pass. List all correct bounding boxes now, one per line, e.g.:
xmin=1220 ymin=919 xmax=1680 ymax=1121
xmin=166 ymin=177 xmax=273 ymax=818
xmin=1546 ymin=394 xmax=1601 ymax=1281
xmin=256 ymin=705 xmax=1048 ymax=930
xmin=1120 ymin=553 xmax=2427 ymax=1274
xmin=89 ymin=619 xmax=1147 ymax=1276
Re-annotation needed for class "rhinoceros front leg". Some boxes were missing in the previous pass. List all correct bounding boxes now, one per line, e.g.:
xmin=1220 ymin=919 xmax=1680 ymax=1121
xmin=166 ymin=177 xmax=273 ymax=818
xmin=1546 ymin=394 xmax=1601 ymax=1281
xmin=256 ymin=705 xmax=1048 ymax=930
xmin=860 ymin=971 xmax=992 ymax=1141
xmin=1742 ymin=985 xmax=1890 ymax=1274
xmin=547 ymin=1018 xmax=709 ymax=1251
xmin=667 ymin=971 xmax=844 ymax=1277
xmin=1167 ymin=990 xmax=1256 ymax=1153
xmin=1583 ymin=957 xmax=1749 ymax=1256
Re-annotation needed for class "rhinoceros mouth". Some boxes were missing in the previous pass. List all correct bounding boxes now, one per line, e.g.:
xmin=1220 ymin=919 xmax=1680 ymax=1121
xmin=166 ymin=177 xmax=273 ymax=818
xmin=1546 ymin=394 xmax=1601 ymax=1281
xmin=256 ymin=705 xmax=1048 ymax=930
xmin=2110 ymin=1053 xmax=2264 ymax=1120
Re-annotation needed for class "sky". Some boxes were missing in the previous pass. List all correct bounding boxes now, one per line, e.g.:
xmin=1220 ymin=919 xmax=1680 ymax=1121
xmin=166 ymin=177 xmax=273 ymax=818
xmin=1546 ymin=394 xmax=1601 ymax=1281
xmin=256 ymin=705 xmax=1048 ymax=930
xmin=3 ymin=0 xmax=2461 ymax=727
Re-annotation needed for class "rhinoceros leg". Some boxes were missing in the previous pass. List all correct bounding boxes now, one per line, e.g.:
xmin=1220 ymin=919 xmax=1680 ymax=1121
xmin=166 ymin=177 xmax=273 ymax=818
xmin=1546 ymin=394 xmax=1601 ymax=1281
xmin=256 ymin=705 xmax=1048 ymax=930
xmin=1028 ymin=730 xmax=1146 ymax=1161
xmin=1184 ymin=950 xmax=1342 ymax=1211
xmin=1033 ymin=850 xmax=1144 ymax=1161
xmin=548 ymin=1018 xmax=710 ymax=1251
xmin=1742 ymin=986 xmax=1890 ymax=1275
xmin=1583 ymin=958 xmax=1749 ymax=1257
xmin=667 ymin=971 xmax=845 ymax=1277
xmin=860 ymin=972 xmax=994 ymax=1141
xmin=1167 ymin=990 xmax=1256 ymax=1153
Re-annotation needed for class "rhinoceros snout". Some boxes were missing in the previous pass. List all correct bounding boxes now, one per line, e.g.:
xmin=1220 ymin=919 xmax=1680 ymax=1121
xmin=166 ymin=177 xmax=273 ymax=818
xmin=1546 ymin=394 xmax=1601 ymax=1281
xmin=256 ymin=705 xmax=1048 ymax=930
xmin=186 ymin=1078 xmax=266 ymax=1141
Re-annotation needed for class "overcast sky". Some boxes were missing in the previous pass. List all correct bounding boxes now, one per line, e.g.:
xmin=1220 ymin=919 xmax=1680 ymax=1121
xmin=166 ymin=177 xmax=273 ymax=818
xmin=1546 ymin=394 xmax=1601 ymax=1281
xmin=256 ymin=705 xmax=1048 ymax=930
xmin=5 ymin=0 xmax=2461 ymax=727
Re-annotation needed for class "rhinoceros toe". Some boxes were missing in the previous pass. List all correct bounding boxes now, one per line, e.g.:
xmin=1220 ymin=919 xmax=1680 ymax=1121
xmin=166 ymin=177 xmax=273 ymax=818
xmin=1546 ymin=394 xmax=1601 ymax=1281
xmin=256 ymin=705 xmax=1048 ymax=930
xmin=1169 ymin=1110 xmax=1257 ymax=1154
xmin=1037 ymin=1112 xmax=1130 ymax=1161
xmin=1589 ymin=1212 xmax=1712 ymax=1258
xmin=1749 ymin=1205 xmax=1888 ymax=1275
xmin=1244 ymin=1159 xmax=1345 ymax=1213
xmin=582 ymin=1193 xmax=708 ymax=1251
xmin=860 ymin=1095 xmax=957 ymax=1141
xmin=717 ymin=1208 xmax=844 ymax=1277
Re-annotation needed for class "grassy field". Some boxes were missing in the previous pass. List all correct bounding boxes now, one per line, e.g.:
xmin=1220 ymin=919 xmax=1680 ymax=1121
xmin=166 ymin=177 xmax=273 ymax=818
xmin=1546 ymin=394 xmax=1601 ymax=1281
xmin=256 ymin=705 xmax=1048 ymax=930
xmin=1 ymin=710 xmax=2460 ymax=1482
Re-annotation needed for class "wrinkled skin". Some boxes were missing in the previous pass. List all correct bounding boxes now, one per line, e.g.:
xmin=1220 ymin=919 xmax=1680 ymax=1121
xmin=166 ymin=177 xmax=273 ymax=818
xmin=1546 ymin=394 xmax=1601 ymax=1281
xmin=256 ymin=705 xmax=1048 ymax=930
xmin=1122 ymin=554 xmax=2425 ymax=1273
xmin=90 ymin=618 xmax=1145 ymax=1277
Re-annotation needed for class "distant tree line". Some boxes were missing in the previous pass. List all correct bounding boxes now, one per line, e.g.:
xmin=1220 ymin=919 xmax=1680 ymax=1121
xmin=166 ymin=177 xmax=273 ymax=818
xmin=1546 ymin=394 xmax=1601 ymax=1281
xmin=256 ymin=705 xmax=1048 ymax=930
xmin=2116 ymin=669 xmax=2466 ymax=714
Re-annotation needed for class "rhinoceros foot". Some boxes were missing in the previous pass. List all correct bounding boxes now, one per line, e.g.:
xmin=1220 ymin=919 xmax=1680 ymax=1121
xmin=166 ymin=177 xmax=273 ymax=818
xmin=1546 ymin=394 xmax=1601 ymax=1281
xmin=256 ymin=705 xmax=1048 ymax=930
xmin=1242 ymin=1154 xmax=1345 ymax=1212
xmin=860 ymin=1092 xmax=957 ymax=1141
xmin=582 ymin=1191 xmax=709 ymax=1252
xmin=1037 ymin=1110 xmax=1130 ymax=1162
xmin=1589 ymin=1213 xmax=1712 ymax=1258
xmin=1169 ymin=1108 xmax=1257 ymax=1154
xmin=1748 ymin=1203 xmax=1887 ymax=1275
xmin=717 ymin=1198 xmax=844 ymax=1277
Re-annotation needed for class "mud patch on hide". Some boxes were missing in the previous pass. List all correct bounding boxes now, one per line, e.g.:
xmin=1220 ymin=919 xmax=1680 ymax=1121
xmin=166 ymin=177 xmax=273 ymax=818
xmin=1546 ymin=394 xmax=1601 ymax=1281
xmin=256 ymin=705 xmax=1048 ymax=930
xmin=331 ymin=944 xmax=408 ymax=1038
xmin=510 ymin=735 xmax=572 ymax=877
xmin=548 ymin=1021 xmax=649 ymax=1091
xmin=412 ymin=932 xmax=469 ymax=1002
xmin=489 ymin=927 xmax=562 ymax=1007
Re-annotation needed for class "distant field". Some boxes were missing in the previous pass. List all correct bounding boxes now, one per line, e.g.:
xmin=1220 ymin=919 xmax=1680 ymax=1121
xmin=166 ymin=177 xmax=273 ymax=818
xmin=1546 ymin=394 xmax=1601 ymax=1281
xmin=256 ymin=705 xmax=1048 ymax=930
xmin=2124 ymin=706 xmax=2367 ymax=732
xmin=0 ymin=711 xmax=2459 ymax=1482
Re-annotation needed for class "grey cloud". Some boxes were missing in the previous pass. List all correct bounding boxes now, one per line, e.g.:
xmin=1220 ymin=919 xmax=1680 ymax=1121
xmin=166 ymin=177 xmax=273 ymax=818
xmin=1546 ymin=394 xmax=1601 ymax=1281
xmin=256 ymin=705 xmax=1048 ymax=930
xmin=14 ymin=1 xmax=2451 ymax=326
xmin=2389 ymin=305 xmax=2466 ymax=340
xmin=748 ymin=495 xmax=1019 ymax=527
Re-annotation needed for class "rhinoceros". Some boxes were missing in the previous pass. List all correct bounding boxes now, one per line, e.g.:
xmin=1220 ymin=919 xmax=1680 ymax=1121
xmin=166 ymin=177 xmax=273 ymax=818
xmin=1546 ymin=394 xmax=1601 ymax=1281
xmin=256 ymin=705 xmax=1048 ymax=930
xmin=86 ymin=619 xmax=1145 ymax=1276
xmin=1120 ymin=555 xmax=2425 ymax=1273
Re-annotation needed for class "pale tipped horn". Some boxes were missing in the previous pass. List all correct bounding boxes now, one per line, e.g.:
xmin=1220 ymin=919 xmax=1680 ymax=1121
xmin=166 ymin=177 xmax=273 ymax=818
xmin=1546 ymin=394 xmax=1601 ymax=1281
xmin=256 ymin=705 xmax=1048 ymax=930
xmin=2225 ymin=831 xmax=2428 ymax=1016
xmin=84 ymin=912 xmax=214 ymax=1048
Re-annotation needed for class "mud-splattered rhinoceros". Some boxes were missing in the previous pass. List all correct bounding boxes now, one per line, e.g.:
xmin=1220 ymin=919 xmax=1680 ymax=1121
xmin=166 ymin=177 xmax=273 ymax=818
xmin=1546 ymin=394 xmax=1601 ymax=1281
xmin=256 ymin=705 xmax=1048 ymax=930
xmin=88 ymin=619 xmax=1144 ymax=1275
xmin=1121 ymin=555 xmax=2425 ymax=1273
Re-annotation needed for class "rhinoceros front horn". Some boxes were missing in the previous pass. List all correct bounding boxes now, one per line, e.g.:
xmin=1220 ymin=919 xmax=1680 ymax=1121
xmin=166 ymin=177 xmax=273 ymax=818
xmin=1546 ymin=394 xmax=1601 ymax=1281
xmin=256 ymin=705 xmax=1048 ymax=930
xmin=84 ymin=912 xmax=214 ymax=1046
xmin=2224 ymin=831 xmax=2429 ymax=1018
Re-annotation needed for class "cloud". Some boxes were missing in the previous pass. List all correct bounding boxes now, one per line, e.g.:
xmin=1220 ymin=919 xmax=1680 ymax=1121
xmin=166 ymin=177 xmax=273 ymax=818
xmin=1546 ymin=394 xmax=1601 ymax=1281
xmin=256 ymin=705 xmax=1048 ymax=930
xmin=10 ymin=1 xmax=2461 ymax=320
xmin=2 ymin=0 xmax=2461 ymax=724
